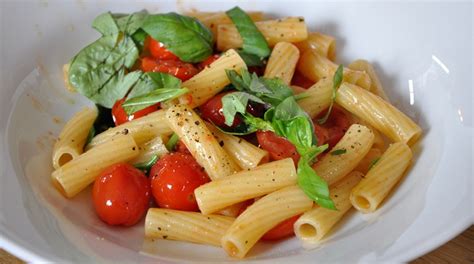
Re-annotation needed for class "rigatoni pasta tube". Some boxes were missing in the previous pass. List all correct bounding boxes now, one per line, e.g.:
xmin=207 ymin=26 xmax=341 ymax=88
xmin=165 ymin=105 xmax=240 ymax=180
xmin=51 ymin=134 xmax=139 ymax=198
xmin=354 ymin=148 xmax=382 ymax=174
xmin=295 ymin=32 xmax=336 ymax=60
xmin=313 ymin=124 xmax=374 ymax=185
xmin=297 ymin=50 xmax=372 ymax=90
xmin=217 ymin=17 xmax=308 ymax=51
xmin=349 ymin=59 xmax=390 ymax=102
xmin=195 ymin=158 xmax=297 ymax=215
xmin=263 ymin=42 xmax=300 ymax=85
xmin=52 ymin=107 xmax=97 ymax=169
xmin=297 ymin=77 xmax=333 ymax=118
xmin=350 ymin=142 xmax=412 ymax=213
xmin=178 ymin=49 xmax=246 ymax=108
xmin=145 ymin=208 xmax=234 ymax=247
xmin=206 ymin=122 xmax=268 ymax=170
xmin=294 ymin=171 xmax=363 ymax=243
xmin=86 ymin=110 xmax=172 ymax=150
xmin=336 ymin=83 xmax=422 ymax=145
xmin=130 ymin=136 xmax=168 ymax=165
xmin=221 ymin=185 xmax=313 ymax=258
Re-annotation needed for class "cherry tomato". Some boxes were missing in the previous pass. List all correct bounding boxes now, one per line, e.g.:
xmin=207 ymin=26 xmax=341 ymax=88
xmin=261 ymin=215 xmax=301 ymax=241
xmin=256 ymin=131 xmax=300 ymax=165
xmin=199 ymin=92 xmax=243 ymax=128
xmin=150 ymin=152 xmax=210 ymax=211
xmin=92 ymin=163 xmax=151 ymax=226
xmin=197 ymin=54 xmax=220 ymax=71
xmin=112 ymin=98 xmax=160 ymax=126
xmin=147 ymin=36 xmax=178 ymax=60
xmin=314 ymin=107 xmax=351 ymax=149
xmin=291 ymin=71 xmax=314 ymax=89
xmin=175 ymin=140 xmax=191 ymax=154
xmin=141 ymin=57 xmax=198 ymax=81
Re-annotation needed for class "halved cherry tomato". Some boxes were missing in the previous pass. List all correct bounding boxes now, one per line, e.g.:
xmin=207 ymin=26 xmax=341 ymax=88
xmin=261 ymin=215 xmax=301 ymax=241
xmin=141 ymin=57 xmax=198 ymax=81
xmin=112 ymin=98 xmax=160 ymax=126
xmin=147 ymin=36 xmax=178 ymax=60
xmin=199 ymin=92 xmax=243 ymax=128
xmin=197 ymin=54 xmax=220 ymax=71
xmin=314 ymin=107 xmax=351 ymax=149
xmin=150 ymin=152 xmax=210 ymax=211
xmin=291 ymin=71 xmax=314 ymax=89
xmin=92 ymin=163 xmax=151 ymax=226
xmin=256 ymin=131 xmax=300 ymax=165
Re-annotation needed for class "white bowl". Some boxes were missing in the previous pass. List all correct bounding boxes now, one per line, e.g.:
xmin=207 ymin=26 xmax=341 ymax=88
xmin=0 ymin=1 xmax=472 ymax=262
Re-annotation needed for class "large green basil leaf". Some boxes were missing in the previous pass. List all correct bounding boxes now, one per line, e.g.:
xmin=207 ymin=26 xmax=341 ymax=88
xmin=93 ymin=11 xmax=148 ymax=36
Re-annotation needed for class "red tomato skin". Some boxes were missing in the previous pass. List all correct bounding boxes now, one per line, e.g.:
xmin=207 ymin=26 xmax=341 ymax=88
xmin=112 ymin=98 xmax=160 ymax=126
xmin=141 ymin=57 xmax=198 ymax=81
xmin=92 ymin=163 xmax=151 ymax=226
xmin=256 ymin=131 xmax=300 ymax=165
xmin=197 ymin=54 xmax=220 ymax=71
xmin=261 ymin=215 xmax=301 ymax=241
xmin=150 ymin=152 xmax=210 ymax=211
xmin=291 ymin=71 xmax=314 ymax=89
xmin=175 ymin=140 xmax=191 ymax=154
xmin=314 ymin=107 xmax=351 ymax=149
xmin=147 ymin=37 xmax=178 ymax=60
xmin=199 ymin=92 xmax=243 ymax=128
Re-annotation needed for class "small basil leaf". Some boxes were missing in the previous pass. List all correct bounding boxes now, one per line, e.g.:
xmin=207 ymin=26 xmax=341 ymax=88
xmin=221 ymin=92 xmax=265 ymax=126
xmin=297 ymin=159 xmax=336 ymax=210
xmin=225 ymin=6 xmax=271 ymax=59
xmin=165 ymin=133 xmax=180 ymax=151
xmin=115 ymin=10 xmax=148 ymax=35
xmin=134 ymin=155 xmax=159 ymax=172
xmin=127 ymin=72 xmax=181 ymax=99
xmin=330 ymin=148 xmax=347 ymax=155
xmin=318 ymin=64 xmax=344 ymax=124
xmin=368 ymin=157 xmax=381 ymax=170
xmin=122 ymin=87 xmax=189 ymax=114
xmin=141 ymin=13 xmax=213 ymax=63
xmin=93 ymin=11 xmax=148 ymax=36
xmin=92 ymin=12 xmax=120 ymax=35
xmin=237 ymin=50 xmax=266 ymax=67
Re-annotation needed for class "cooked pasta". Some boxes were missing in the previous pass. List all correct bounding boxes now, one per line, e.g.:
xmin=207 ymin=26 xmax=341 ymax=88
xmin=350 ymin=142 xmax=412 ymax=213
xmin=51 ymin=134 xmax=139 ymax=198
xmin=221 ymin=185 xmax=313 ymax=258
xmin=52 ymin=107 xmax=97 ymax=169
xmin=130 ymin=136 xmax=168 ymax=165
xmin=187 ymin=11 xmax=264 ymax=37
xmin=295 ymin=32 xmax=336 ymax=60
xmin=145 ymin=208 xmax=234 ymax=247
xmin=195 ymin=158 xmax=297 ymax=215
xmin=217 ymin=17 xmax=308 ymax=51
xmin=336 ymin=83 xmax=422 ymax=145
xmin=349 ymin=59 xmax=390 ymax=102
xmin=263 ymin=42 xmax=300 ymax=85
xmin=294 ymin=171 xmax=363 ymax=243
xmin=165 ymin=105 xmax=240 ymax=180
xmin=313 ymin=124 xmax=374 ymax=185
xmin=354 ymin=148 xmax=383 ymax=174
xmin=297 ymin=77 xmax=333 ymax=118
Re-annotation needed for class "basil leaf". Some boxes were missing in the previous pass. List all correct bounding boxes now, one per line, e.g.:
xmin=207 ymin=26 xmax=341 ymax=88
xmin=122 ymin=87 xmax=189 ymax=114
xmin=93 ymin=11 xmax=148 ymax=36
xmin=127 ymin=72 xmax=181 ymax=99
xmin=134 ymin=155 xmax=159 ymax=172
xmin=259 ymin=78 xmax=294 ymax=106
xmin=226 ymin=6 xmax=270 ymax=59
xmin=115 ymin=11 xmax=148 ymax=35
xmin=331 ymin=148 xmax=347 ymax=155
xmin=131 ymin=29 xmax=148 ymax=51
xmin=318 ymin=64 xmax=344 ymax=124
xmin=368 ymin=157 xmax=380 ymax=170
xmin=68 ymin=33 xmax=139 ymax=108
xmin=297 ymin=159 xmax=336 ymax=210
xmin=242 ymin=114 xmax=274 ymax=133
xmin=90 ymin=67 xmax=140 ymax=108
xmin=92 ymin=12 xmax=120 ymax=35
xmin=221 ymin=92 xmax=265 ymax=126
xmin=165 ymin=133 xmax=180 ymax=151
xmin=141 ymin=13 xmax=213 ymax=63
xmin=237 ymin=50 xmax=266 ymax=67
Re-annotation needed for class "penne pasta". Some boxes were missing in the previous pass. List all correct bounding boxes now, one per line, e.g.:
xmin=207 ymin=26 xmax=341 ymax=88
xmin=313 ymin=124 xmax=374 ymax=185
xmin=336 ymin=83 xmax=422 ymax=145
xmin=52 ymin=107 xmax=97 ymax=169
xmin=297 ymin=50 xmax=372 ymax=90
xmin=51 ymin=134 xmax=139 ymax=198
xmin=294 ymin=171 xmax=363 ymax=243
xmin=165 ymin=105 xmax=240 ymax=180
xmin=178 ymin=49 xmax=246 ymax=108
xmin=206 ymin=122 xmax=268 ymax=170
xmin=295 ymin=32 xmax=336 ymax=60
xmin=263 ymin=42 xmax=300 ymax=85
xmin=129 ymin=136 xmax=168 ymax=165
xmin=297 ymin=77 xmax=333 ymax=118
xmin=217 ymin=17 xmax=308 ymax=51
xmin=86 ymin=110 xmax=172 ymax=150
xmin=145 ymin=208 xmax=234 ymax=247
xmin=221 ymin=185 xmax=313 ymax=258
xmin=354 ymin=148 xmax=383 ymax=174
xmin=350 ymin=142 xmax=412 ymax=213
xmin=195 ymin=158 xmax=297 ymax=215
xmin=349 ymin=59 xmax=390 ymax=102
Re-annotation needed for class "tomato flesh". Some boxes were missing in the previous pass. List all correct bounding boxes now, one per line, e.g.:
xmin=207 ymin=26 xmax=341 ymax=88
xmin=291 ymin=71 xmax=314 ymax=89
xmin=141 ymin=57 xmax=198 ymax=81
xmin=262 ymin=215 xmax=301 ymax=241
xmin=150 ymin=152 xmax=210 ymax=211
xmin=112 ymin=98 xmax=160 ymax=126
xmin=314 ymin=107 xmax=351 ymax=149
xmin=147 ymin=36 xmax=178 ymax=60
xmin=92 ymin=163 xmax=151 ymax=226
xmin=256 ymin=131 xmax=300 ymax=165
